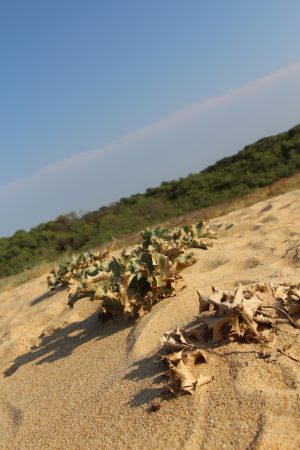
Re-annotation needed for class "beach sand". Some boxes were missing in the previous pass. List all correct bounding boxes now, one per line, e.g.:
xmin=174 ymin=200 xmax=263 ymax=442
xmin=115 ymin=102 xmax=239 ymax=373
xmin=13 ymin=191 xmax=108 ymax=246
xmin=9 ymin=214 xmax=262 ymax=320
xmin=0 ymin=189 xmax=300 ymax=449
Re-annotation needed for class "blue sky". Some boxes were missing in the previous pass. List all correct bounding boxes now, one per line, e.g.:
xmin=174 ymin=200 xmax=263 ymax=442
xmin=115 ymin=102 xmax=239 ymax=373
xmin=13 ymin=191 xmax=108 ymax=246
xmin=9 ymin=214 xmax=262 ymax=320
xmin=1 ymin=0 xmax=300 ymax=236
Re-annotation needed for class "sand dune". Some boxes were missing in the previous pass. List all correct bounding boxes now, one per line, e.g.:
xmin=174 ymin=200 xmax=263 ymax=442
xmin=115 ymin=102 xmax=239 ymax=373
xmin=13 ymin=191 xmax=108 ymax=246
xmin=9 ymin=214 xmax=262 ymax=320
xmin=1 ymin=189 xmax=300 ymax=449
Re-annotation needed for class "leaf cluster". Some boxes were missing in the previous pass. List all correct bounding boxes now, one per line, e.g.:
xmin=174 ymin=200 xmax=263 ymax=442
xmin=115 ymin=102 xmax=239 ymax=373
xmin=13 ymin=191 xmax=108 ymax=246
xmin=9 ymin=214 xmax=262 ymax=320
xmin=159 ymin=328 xmax=212 ymax=395
xmin=51 ymin=222 xmax=215 ymax=320
xmin=141 ymin=221 xmax=216 ymax=251
xmin=196 ymin=284 xmax=276 ymax=343
xmin=159 ymin=282 xmax=299 ymax=396
xmin=47 ymin=249 xmax=109 ymax=290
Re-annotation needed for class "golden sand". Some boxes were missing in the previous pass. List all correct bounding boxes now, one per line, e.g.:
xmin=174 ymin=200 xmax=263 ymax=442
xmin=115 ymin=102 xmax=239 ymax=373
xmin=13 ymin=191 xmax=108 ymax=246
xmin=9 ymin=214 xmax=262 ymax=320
xmin=1 ymin=189 xmax=300 ymax=449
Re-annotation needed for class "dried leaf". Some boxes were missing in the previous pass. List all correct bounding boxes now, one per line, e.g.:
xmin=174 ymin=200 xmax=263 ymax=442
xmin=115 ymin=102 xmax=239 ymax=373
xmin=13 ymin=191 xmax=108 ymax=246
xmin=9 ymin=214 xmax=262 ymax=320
xmin=274 ymin=284 xmax=300 ymax=315
xmin=199 ymin=313 xmax=241 ymax=342
xmin=196 ymin=285 xmax=267 ymax=342
xmin=160 ymin=350 xmax=184 ymax=364
xmin=174 ymin=326 xmax=188 ymax=345
xmin=158 ymin=281 xmax=300 ymax=401
xmin=159 ymin=330 xmax=211 ymax=396
xmin=170 ymin=359 xmax=198 ymax=394
xmin=160 ymin=330 xmax=191 ymax=351
xmin=182 ymin=349 xmax=208 ymax=368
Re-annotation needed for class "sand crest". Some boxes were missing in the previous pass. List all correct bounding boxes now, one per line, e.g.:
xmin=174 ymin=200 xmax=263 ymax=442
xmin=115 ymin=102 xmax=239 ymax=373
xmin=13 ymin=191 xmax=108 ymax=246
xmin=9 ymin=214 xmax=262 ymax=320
xmin=0 ymin=189 xmax=300 ymax=449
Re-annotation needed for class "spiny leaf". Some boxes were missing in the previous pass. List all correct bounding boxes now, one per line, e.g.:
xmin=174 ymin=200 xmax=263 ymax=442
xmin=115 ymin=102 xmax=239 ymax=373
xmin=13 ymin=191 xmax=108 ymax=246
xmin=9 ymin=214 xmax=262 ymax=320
xmin=48 ymin=222 xmax=215 ymax=320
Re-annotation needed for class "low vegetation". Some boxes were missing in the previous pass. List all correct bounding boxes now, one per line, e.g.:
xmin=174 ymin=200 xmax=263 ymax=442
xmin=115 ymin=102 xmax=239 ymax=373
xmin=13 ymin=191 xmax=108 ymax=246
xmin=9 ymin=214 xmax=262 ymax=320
xmin=1 ymin=123 xmax=300 ymax=279
xmin=48 ymin=223 xmax=215 ymax=320
xmin=47 ymin=249 xmax=109 ymax=290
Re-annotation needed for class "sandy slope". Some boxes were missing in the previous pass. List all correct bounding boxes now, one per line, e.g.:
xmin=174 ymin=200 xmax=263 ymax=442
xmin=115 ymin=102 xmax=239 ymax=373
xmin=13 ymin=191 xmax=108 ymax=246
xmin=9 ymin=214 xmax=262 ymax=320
xmin=0 ymin=189 xmax=300 ymax=449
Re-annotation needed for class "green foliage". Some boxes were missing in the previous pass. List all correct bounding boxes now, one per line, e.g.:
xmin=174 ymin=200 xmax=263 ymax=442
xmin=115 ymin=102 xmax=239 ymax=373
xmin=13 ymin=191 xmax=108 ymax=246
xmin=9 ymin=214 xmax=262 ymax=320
xmin=141 ymin=221 xmax=216 ymax=251
xmin=47 ymin=249 xmax=109 ymax=290
xmin=1 ymin=123 xmax=300 ymax=278
xmin=51 ymin=223 xmax=215 ymax=320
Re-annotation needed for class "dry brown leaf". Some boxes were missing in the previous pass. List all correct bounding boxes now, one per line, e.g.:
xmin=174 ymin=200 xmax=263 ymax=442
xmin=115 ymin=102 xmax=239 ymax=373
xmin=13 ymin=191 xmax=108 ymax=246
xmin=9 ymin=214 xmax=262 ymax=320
xmin=163 ymin=357 xmax=212 ymax=395
xmin=275 ymin=283 xmax=300 ymax=315
xmin=254 ymin=313 xmax=276 ymax=327
xmin=199 ymin=313 xmax=241 ymax=342
xmin=157 ymin=282 xmax=299 ymax=400
xmin=174 ymin=326 xmax=188 ymax=345
xmin=182 ymin=349 xmax=208 ymax=368
xmin=160 ymin=350 xmax=184 ymax=364
xmin=160 ymin=328 xmax=192 ymax=351
xmin=170 ymin=359 xmax=198 ymax=394
xmin=159 ymin=329 xmax=211 ymax=396
xmin=196 ymin=285 xmax=269 ymax=342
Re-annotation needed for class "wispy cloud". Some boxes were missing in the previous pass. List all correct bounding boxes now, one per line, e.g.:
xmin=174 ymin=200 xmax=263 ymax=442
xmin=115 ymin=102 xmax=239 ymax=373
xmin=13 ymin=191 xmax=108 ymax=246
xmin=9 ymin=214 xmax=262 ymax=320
xmin=0 ymin=61 xmax=300 ymax=190
xmin=1 ymin=60 xmax=300 ymax=235
xmin=2 ymin=60 xmax=300 ymax=193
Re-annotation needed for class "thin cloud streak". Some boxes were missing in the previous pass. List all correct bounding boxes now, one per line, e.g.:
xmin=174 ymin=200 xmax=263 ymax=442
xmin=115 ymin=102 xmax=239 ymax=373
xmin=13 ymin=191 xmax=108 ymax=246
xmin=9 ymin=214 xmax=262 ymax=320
xmin=1 ymin=59 xmax=300 ymax=194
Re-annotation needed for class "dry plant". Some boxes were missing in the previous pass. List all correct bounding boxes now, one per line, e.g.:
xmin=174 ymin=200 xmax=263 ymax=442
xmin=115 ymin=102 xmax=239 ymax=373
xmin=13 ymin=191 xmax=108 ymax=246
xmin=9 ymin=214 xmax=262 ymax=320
xmin=158 ymin=282 xmax=300 ymax=397
xmin=273 ymin=283 xmax=300 ymax=315
xmin=48 ymin=222 xmax=215 ymax=320
xmin=47 ymin=249 xmax=110 ymax=290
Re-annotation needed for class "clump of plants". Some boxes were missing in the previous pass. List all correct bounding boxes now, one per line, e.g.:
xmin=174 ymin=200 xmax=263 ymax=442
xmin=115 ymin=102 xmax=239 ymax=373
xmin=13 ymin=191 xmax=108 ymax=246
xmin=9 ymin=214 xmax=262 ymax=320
xmin=47 ymin=249 xmax=110 ymax=290
xmin=48 ymin=222 xmax=215 ymax=320
xmin=141 ymin=221 xmax=215 ymax=252
xmin=158 ymin=282 xmax=299 ymax=397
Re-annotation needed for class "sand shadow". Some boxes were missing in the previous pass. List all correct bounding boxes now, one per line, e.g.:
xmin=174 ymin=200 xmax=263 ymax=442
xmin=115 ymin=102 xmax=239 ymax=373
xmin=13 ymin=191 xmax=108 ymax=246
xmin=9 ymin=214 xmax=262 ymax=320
xmin=29 ymin=286 xmax=66 ymax=306
xmin=124 ymin=356 xmax=168 ymax=408
xmin=3 ymin=314 xmax=132 ymax=377
xmin=124 ymin=318 xmax=205 ymax=408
